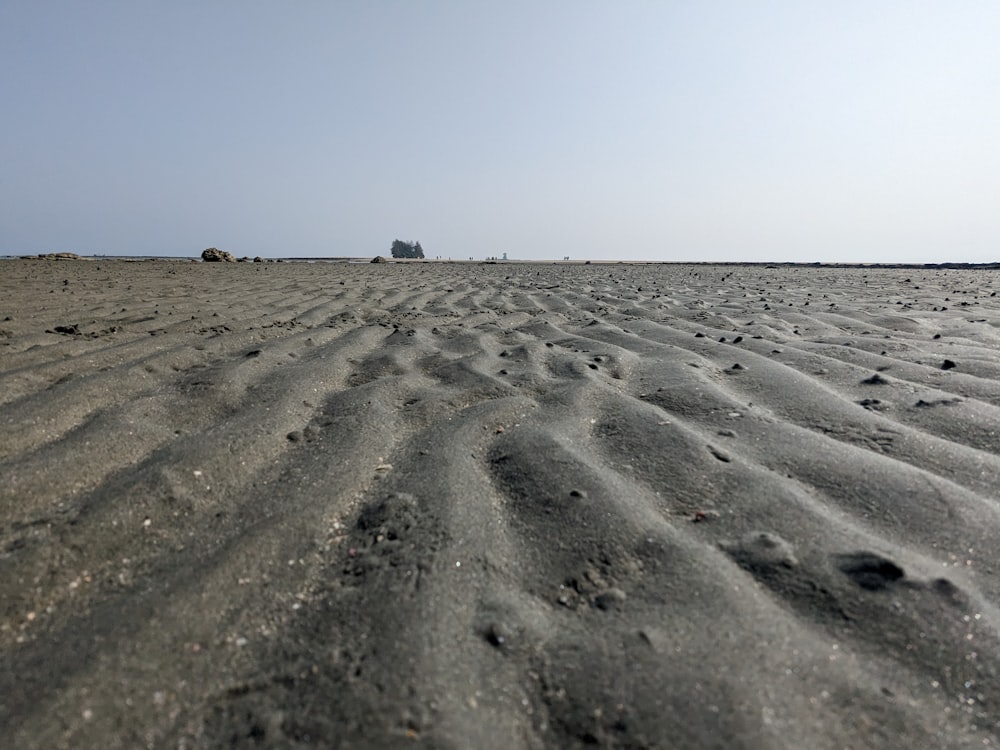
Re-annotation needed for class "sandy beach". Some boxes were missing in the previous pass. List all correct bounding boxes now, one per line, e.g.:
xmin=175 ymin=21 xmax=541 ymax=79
xmin=2 ymin=259 xmax=1000 ymax=748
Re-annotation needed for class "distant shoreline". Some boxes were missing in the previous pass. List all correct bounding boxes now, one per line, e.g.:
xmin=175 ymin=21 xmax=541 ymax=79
xmin=4 ymin=254 xmax=1000 ymax=270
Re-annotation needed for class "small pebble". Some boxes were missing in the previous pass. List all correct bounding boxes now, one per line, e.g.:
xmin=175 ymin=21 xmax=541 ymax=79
xmin=692 ymin=510 xmax=721 ymax=523
xmin=485 ymin=623 xmax=509 ymax=648
xmin=708 ymin=446 xmax=731 ymax=462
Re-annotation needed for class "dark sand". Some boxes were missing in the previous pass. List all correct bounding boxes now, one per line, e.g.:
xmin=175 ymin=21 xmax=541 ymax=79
xmin=2 ymin=259 xmax=1000 ymax=748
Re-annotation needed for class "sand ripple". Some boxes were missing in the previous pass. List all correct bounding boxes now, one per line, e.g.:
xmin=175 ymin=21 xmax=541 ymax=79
xmin=2 ymin=260 xmax=1000 ymax=748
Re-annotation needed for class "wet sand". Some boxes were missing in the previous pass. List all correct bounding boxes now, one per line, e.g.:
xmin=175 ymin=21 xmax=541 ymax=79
xmin=2 ymin=259 xmax=1000 ymax=748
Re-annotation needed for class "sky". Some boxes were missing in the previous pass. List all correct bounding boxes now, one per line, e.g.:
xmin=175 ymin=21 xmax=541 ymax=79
xmin=2 ymin=2 xmax=998 ymax=262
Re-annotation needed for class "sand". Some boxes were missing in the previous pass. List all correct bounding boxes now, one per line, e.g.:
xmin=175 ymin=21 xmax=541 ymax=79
xmin=2 ymin=258 xmax=999 ymax=748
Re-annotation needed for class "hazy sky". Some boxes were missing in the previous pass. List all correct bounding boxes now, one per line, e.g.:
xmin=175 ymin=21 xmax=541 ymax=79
xmin=2 ymin=2 xmax=998 ymax=262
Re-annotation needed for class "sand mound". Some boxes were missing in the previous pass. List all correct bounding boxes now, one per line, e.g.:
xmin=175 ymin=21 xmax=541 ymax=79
xmin=2 ymin=260 xmax=999 ymax=748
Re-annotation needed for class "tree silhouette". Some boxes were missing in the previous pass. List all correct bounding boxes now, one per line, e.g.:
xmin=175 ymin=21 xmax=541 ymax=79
xmin=390 ymin=240 xmax=424 ymax=259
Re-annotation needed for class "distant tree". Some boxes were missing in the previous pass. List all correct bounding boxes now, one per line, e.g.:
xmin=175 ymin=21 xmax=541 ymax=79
xmin=390 ymin=239 xmax=424 ymax=259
